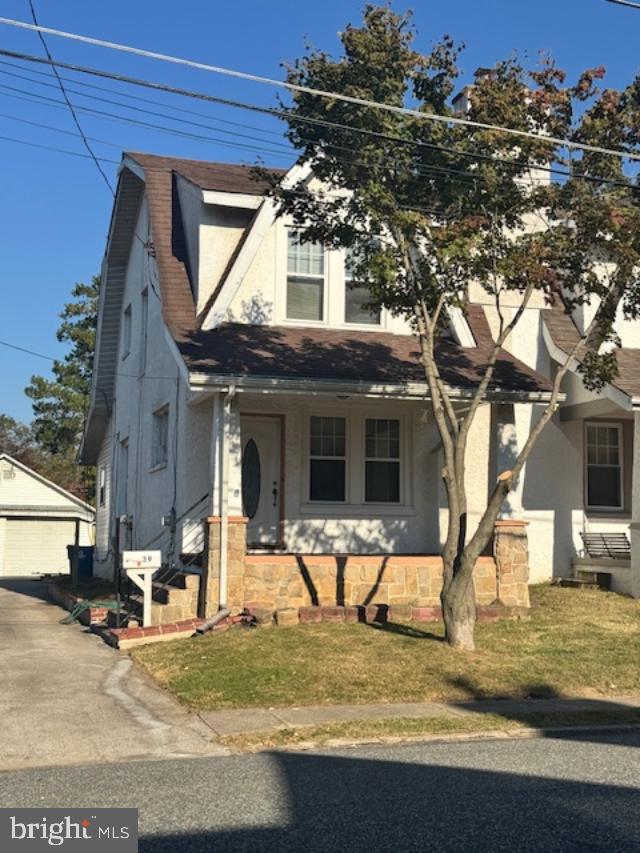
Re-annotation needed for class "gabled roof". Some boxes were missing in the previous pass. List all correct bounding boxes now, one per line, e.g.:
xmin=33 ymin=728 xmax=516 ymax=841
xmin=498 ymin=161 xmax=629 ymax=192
xmin=124 ymin=152 xmax=287 ymax=343
xmin=543 ymin=299 xmax=640 ymax=402
xmin=0 ymin=454 xmax=95 ymax=515
xmin=82 ymin=151 xmax=557 ymax=463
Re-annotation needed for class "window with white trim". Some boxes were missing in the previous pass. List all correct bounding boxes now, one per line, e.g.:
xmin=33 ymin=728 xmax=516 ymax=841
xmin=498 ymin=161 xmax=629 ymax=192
xmin=286 ymin=230 xmax=325 ymax=321
xmin=365 ymin=418 xmax=400 ymax=502
xmin=151 ymin=406 xmax=169 ymax=469
xmin=98 ymin=467 xmax=106 ymax=507
xmin=122 ymin=304 xmax=132 ymax=359
xmin=585 ymin=423 xmax=622 ymax=510
xmin=309 ymin=416 xmax=346 ymax=501
xmin=344 ymin=247 xmax=380 ymax=325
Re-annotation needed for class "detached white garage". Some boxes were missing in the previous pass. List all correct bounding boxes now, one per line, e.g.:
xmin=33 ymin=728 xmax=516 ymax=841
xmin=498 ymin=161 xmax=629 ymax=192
xmin=0 ymin=454 xmax=95 ymax=577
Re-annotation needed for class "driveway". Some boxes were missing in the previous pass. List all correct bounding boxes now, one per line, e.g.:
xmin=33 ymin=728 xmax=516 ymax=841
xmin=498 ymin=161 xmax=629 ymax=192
xmin=0 ymin=579 xmax=225 ymax=771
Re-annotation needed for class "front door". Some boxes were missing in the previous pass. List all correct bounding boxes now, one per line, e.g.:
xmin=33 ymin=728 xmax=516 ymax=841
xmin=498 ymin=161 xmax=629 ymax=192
xmin=241 ymin=416 xmax=282 ymax=548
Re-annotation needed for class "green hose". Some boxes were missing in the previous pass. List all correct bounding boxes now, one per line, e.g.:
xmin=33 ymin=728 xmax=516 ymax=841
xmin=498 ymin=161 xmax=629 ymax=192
xmin=60 ymin=599 xmax=121 ymax=625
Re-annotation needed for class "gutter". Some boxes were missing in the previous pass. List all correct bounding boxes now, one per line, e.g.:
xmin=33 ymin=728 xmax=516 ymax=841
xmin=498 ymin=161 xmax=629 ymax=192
xmin=189 ymin=372 xmax=561 ymax=404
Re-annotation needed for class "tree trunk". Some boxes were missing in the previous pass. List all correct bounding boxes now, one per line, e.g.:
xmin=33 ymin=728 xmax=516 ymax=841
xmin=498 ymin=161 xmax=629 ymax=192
xmin=441 ymin=563 xmax=476 ymax=651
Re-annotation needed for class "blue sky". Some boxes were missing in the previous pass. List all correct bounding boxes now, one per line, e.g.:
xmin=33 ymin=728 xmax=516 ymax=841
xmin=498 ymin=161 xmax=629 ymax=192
xmin=1 ymin=0 xmax=639 ymax=422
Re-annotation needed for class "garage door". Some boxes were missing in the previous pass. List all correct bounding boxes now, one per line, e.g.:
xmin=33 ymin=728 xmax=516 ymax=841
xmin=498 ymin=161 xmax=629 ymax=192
xmin=2 ymin=519 xmax=75 ymax=577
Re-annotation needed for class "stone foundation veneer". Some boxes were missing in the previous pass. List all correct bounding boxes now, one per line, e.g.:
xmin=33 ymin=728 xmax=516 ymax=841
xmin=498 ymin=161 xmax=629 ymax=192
xmin=203 ymin=515 xmax=248 ymax=617
xmin=494 ymin=519 xmax=531 ymax=611
xmin=204 ymin=516 xmax=531 ymax=615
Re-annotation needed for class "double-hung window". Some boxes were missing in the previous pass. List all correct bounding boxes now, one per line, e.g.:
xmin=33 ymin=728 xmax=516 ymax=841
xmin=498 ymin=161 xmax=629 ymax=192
xmin=286 ymin=230 xmax=325 ymax=321
xmin=122 ymin=304 xmax=132 ymax=359
xmin=151 ymin=406 xmax=169 ymax=469
xmin=585 ymin=423 xmax=622 ymax=510
xmin=309 ymin=416 xmax=346 ymax=501
xmin=365 ymin=419 xmax=400 ymax=502
xmin=344 ymin=247 xmax=380 ymax=325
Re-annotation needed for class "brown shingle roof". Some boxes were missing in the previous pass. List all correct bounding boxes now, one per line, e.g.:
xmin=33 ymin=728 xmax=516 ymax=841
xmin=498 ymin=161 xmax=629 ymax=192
xmin=124 ymin=152 xmax=553 ymax=396
xmin=544 ymin=297 xmax=640 ymax=400
xmin=178 ymin=323 xmax=553 ymax=394
xmin=126 ymin=152 xmax=286 ymax=342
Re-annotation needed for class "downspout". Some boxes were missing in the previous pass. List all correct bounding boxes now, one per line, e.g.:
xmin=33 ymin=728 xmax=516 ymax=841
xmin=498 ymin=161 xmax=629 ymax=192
xmin=219 ymin=384 xmax=236 ymax=609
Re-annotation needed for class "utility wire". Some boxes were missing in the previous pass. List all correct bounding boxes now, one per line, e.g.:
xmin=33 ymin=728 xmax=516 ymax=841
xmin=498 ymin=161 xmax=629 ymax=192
xmin=1 ymin=48 xmax=636 ymax=194
xmin=0 ymin=56 xmax=287 ymax=141
xmin=0 ymin=337 xmax=186 ymax=381
xmin=605 ymin=0 xmax=640 ymax=9
xmin=25 ymin=3 xmax=115 ymax=194
xmin=1 ymin=109 xmax=122 ymax=148
xmin=0 ymin=132 xmax=119 ymax=163
xmin=1 ymin=15 xmax=639 ymax=163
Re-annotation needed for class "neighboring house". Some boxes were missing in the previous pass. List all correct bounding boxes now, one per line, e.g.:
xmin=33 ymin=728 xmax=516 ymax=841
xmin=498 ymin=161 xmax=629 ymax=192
xmin=0 ymin=455 xmax=95 ymax=577
xmin=79 ymin=152 xmax=639 ymax=626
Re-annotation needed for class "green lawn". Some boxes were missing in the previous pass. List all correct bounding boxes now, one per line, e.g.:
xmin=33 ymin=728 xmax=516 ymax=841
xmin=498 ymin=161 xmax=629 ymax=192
xmin=131 ymin=585 xmax=640 ymax=711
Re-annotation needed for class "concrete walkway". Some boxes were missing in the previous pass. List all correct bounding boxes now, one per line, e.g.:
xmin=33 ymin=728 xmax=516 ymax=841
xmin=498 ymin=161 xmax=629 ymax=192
xmin=0 ymin=579 xmax=226 ymax=771
xmin=199 ymin=694 xmax=640 ymax=736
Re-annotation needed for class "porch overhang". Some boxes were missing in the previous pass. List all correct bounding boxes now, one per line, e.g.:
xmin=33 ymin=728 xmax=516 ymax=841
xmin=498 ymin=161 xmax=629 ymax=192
xmin=188 ymin=371 xmax=562 ymax=404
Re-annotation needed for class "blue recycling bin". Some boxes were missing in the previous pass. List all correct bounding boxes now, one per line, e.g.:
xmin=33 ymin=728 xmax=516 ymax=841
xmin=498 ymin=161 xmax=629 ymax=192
xmin=67 ymin=545 xmax=94 ymax=578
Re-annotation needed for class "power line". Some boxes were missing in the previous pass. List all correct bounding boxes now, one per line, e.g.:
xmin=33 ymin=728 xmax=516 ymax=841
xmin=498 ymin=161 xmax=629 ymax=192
xmin=0 ymin=81 xmax=483 ymax=189
xmin=0 ymin=337 xmax=184 ymax=380
xmin=0 ymin=56 xmax=287 ymax=142
xmin=25 ymin=3 xmax=115 ymax=194
xmin=0 ymin=109 xmax=122 ymax=148
xmin=605 ymin=0 xmax=640 ymax=8
xmin=0 ymin=132 xmax=119 ymax=163
xmin=1 ymin=48 xmax=636 ymax=194
xmin=1 ymin=15 xmax=639 ymax=163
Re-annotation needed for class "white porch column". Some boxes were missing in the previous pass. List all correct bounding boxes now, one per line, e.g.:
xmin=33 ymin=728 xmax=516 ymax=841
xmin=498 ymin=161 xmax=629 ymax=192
xmin=493 ymin=403 xmax=523 ymax=518
xmin=630 ymin=411 xmax=640 ymax=598
xmin=204 ymin=390 xmax=245 ymax=614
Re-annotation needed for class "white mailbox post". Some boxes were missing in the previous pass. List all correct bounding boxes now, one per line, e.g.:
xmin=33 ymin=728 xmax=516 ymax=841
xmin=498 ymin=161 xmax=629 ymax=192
xmin=122 ymin=551 xmax=162 ymax=627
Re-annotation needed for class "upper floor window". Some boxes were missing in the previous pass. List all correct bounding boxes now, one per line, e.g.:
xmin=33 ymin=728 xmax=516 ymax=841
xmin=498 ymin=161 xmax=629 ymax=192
xmin=585 ymin=422 xmax=622 ymax=510
xmin=141 ymin=288 xmax=149 ymax=372
xmin=345 ymin=247 xmax=380 ymax=326
xmin=122 ymin=304 xmax=132 ymax=359
xmin=286 ymin=230 xmax=324 ymax=321
xmin=151 ymin=406 xmax=169 ymax=469
xmin=98 ymin=467 xmax=106 ymax=507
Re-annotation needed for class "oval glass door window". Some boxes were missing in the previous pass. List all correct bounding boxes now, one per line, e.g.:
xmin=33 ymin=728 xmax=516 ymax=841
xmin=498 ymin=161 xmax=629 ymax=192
xmin=242 ymin=439 xmax=261 ymax=519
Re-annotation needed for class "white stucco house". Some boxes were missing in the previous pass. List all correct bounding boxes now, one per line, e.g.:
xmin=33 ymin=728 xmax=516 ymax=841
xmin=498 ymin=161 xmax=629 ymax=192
xmin=79 ymin=152 xmax=640 ymax=625
xmin=0 ymin=454 xmax=95 ymax=577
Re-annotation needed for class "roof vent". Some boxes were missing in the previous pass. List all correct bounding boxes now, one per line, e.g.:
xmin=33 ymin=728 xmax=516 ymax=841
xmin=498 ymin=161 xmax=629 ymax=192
xmin=1 ymin=462 xmax=16 ymax=479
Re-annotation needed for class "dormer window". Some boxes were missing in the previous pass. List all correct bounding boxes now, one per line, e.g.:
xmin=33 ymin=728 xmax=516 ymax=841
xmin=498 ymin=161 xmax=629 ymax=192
xmin=286 ymin=230 xmax=324 ymax=321
xmin=344 ymin=247 xmax=380 ymax=326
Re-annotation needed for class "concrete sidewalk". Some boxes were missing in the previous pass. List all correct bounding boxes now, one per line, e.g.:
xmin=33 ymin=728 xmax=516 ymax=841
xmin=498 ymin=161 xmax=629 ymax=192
xmin=198 ymin=694 xmax=640 ymax=736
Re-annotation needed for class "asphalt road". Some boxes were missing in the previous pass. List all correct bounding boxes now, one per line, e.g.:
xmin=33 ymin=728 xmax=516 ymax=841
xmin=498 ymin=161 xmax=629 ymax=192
xmin=0 ymin=730 xmax=638 ymax=852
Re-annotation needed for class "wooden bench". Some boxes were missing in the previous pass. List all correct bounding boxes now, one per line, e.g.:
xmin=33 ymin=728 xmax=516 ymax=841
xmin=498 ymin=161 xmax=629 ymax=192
xmin=580 ymin=532 xmax=631 ymax=560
